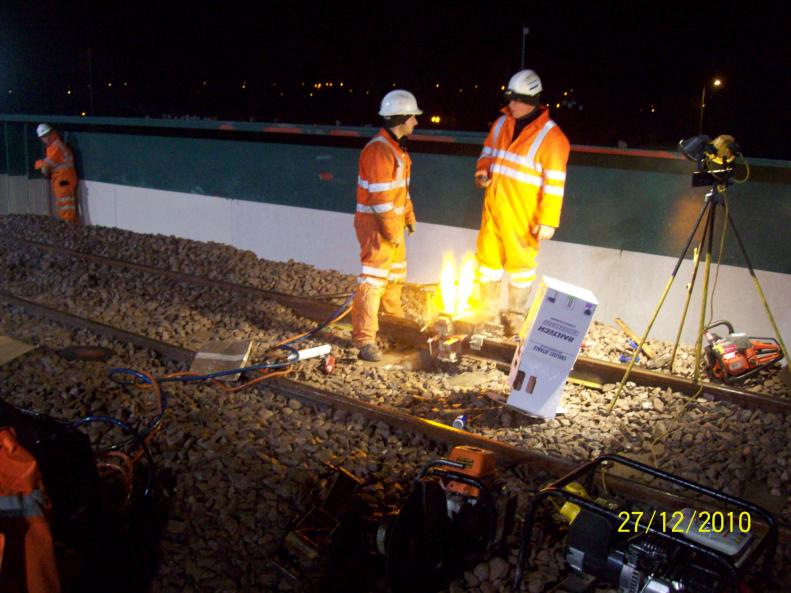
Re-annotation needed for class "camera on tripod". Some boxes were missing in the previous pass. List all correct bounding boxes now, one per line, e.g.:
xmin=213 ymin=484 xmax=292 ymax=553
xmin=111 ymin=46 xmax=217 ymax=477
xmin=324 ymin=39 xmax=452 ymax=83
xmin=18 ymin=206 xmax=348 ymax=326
xmin=679 ymin=134 xmax=741 ymax=187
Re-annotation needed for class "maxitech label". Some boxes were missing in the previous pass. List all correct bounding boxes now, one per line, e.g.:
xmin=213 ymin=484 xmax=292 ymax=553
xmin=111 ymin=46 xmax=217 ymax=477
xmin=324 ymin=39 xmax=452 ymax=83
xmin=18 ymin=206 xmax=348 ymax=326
xmin=534 ymin=317 xmax=581 ymax=349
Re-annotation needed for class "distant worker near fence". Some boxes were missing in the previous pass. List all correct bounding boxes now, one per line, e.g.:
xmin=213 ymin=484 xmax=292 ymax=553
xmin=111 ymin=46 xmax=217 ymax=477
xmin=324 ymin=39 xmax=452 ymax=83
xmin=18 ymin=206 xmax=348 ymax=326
xmin=34 ymin=123 xmax=79 ymax=223
xmin=351 ymin=90 xmax=421 ymax=362
xmin=474 ymin=69 xmax=570 ymax=334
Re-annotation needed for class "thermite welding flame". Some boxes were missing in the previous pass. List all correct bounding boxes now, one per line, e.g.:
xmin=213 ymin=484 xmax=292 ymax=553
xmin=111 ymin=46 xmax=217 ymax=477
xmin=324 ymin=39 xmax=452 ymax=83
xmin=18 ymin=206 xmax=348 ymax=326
xmin=438 ymin=253 xmax=477 ymax=317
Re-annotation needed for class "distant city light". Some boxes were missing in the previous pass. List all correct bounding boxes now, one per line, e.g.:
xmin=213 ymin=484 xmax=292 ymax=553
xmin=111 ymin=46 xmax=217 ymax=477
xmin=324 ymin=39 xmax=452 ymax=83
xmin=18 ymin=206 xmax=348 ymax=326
xmin=67 ymin=89 xmax=72 ymax=95
xmin=713 ymin=78 xmax=722 ymax=87
xmin=431 ymin=115 xmax=441 ymax=124
xmin=339 ymin=82 xmax=344 ymax=87
xmin=556 ymin=103 xmax=560 ymax=108
xmin=80 ymin=111 xmax=87 ymax=116
xmin=500 ymin=85 xmax=505 ymax=90
xmin=435 ymin=83 xmax=440 ymax=88
xmin=107 ymin=82 xmax=112 ymax=87
xmin=242 ymin=81 xmax=247 ymax=89
xmin=563 ymin=91 xmax=568 ymax=96
xmin=458 ymin=88 xmax=463 ymax=93
xmin=8 ymin=90 xmax=12 ymax=94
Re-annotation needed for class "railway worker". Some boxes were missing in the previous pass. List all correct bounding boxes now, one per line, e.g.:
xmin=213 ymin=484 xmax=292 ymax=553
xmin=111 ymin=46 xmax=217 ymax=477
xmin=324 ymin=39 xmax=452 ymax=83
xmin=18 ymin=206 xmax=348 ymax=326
xmin=351 ymin=90 xmax=421 ymax=362
xmin=34 ymin=123 xmax=80 ymax=223
xmin=474 ymin=69 xmax=570 ymax=334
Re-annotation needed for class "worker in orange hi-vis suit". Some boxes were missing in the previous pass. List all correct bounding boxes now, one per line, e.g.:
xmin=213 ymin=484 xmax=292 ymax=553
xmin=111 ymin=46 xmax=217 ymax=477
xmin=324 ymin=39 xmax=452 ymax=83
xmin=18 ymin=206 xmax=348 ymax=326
xmin=474 ymin=69 xmax=570 ymax=334
xmin=0 ymin=426 xmax=61 ymax=593
xmin=34 ymin=123 xmax=79 ymax=223
xmin=352 ymin=90 xmax=422 ymax=362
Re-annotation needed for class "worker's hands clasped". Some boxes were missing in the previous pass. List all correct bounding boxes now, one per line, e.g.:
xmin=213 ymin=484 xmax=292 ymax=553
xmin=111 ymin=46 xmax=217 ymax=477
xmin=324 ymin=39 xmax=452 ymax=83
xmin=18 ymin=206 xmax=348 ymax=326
xmin=532 ymin=224 xmax=556 ymax=241
xmin=474 ymin=171 xmax=491 ymax=189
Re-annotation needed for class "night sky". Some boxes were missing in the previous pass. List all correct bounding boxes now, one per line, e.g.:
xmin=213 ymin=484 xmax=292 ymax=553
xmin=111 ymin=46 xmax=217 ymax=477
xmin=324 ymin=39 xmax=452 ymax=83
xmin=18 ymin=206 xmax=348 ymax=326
xmin=2 ymin=1 xmax=790 ymax=159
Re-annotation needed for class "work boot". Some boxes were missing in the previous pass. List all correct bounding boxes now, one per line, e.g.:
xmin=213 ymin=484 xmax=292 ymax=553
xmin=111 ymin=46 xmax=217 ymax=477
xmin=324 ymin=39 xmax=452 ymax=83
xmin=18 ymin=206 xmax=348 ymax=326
xmin=380 ymin=282 xmax=405 ymax=318
xmin=478 ymin=281 xmax=502 ymax=324
xmin=503 ymin=285 xmax=533 ymax=337
xmin=358 ymin=343 xmax=383 ymax=362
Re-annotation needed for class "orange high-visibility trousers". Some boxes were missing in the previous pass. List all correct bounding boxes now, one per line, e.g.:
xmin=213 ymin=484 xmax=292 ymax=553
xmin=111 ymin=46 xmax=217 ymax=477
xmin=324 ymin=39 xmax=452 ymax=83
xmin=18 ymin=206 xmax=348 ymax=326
xmin=51 ymin=169 xmax=78 ymax=223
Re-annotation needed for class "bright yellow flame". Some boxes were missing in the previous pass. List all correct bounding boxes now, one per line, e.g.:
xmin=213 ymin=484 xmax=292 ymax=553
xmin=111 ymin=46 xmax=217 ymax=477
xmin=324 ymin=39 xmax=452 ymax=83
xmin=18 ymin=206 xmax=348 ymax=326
xmin=457 ymin=255 xmax=477 ymax=314
xmin=440 ymin=254 xmax=457 ymax=314
xmin=436 ymin=252 xmax=477 ymax=317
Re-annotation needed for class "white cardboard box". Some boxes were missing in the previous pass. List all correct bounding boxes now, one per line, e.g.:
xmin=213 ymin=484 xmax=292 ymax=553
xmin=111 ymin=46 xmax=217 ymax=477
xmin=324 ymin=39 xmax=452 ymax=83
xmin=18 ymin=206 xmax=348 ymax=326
xmin=507 ymin=276 xmax=598 ymax=418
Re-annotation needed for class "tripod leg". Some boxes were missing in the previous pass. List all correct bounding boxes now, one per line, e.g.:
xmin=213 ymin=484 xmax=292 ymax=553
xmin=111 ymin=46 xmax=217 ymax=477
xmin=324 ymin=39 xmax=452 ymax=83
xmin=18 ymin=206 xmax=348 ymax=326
xmin=726 ymin=211 xmax=790 ymax=362
xmin=609 ymin=200 xmax=713 ymax=412
xmin=692 ymin=199 xmax=718 ymax=384
xmin=671 ymin=244 xmax=705 ymax=373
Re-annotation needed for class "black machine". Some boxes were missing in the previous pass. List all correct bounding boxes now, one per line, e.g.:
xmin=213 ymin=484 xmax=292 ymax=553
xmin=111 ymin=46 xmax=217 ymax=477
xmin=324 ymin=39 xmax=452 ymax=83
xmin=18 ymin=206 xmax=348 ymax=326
xmin=513 ymin=455 xmax=777 ymax=593
xmin=380 ymin=446 xmax=515 ymax=593
xmin=275 ymin=447 xmax=515 ymax=593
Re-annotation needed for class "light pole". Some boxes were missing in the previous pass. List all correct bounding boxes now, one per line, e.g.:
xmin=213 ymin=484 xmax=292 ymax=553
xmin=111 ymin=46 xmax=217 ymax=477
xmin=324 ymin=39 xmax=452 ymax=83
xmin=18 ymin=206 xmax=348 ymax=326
xmin=520 ymin=25 xmax=529 ymax=69
xmin=698 ymin=77 xmax=722 ymax=134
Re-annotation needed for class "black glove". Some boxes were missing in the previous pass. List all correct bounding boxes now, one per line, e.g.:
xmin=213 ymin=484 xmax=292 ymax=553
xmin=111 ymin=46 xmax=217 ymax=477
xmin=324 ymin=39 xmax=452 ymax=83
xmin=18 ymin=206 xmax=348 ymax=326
xmin=406 ymin=223 xmax=416 ymax=236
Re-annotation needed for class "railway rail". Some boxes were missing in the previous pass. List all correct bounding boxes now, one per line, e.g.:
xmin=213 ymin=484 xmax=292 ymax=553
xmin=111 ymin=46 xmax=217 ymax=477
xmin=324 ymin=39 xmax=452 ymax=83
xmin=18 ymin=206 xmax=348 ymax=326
xmin=2 ymin=233 xmax=789 ymax=415
xmin=1 ymin=289 xmax=789 ymax=545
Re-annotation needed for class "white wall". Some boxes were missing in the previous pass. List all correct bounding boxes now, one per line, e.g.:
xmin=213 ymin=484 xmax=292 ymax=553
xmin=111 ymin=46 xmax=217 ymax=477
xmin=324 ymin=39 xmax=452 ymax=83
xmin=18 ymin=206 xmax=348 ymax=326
xmin=82 ymin=180 xmax=791 ymax=345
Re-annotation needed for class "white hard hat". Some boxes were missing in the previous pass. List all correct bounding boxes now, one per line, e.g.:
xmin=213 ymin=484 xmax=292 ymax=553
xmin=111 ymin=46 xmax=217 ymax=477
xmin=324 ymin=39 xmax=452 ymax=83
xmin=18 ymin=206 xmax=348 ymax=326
xmin=505 ymin=70 xmax=543 ymax=100
xmin=37 ymin=123 xmax=53 ymax=137
xmin=379 ymin=90 xmax=423 ymax=117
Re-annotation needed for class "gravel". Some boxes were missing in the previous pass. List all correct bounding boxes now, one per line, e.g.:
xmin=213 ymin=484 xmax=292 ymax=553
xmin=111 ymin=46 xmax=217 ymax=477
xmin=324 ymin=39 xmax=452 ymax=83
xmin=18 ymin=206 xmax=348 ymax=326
xmin=1 ymin=214 xmax=788 ymax=590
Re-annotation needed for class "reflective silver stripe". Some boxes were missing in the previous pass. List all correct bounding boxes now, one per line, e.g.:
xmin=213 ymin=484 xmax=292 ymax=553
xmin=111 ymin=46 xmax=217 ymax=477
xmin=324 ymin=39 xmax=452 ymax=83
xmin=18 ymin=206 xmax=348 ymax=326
xmin=393 ymin=206 xmax=405 ymax=215
xmin=358 ymin=276 xmax=387 ymax=286
xmin=369 ymin=179 xmax=406 ymax=192
xmin=361 ymin=265 xmax=389 ymax=278
xmin=510 ymin=278 xmax=536 ymax=288
xmin=357 ymin=203 xmax=394 ymax=214
xmin=510 ymin=270 xmax=536 ymax=281
xmin=478 ymin=266 xmax=504 ymax=282
xmin=542 ymin=185 xmax=564 ymax=196
xmin=388 ymin=272 xmax=407 ymax=281
xmin=492 ymin=148 xmax=540 ymax=170
xmin=544 ymin=169 xmax=566 ymax=181
xmin=492 ymin=116 xmax=506 ymax=145
xmin=491 ymin=164 xmax=542 ymax=187
xmin=525 ymin=121 xmax=556 ymax=165
xmin=390 ymin=261 xmax=406 ymax=269
xmin=0 ymin=490 xmax=46 ymax=518
xmin=480 ymin=146 xmax=493 ymax=157
xmin=367 ymin=136 xmax=404 ymax=178
xmin=357 ymin=177 xmax=407 ymax=193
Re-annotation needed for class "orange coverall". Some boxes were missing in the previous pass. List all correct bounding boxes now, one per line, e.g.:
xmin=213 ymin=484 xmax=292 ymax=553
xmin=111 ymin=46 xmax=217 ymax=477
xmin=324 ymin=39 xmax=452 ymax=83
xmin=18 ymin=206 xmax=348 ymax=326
xmin=35 ymin=132 xmax=79 ymax=223
xmin=475 ymin=106 xmax=570 ymax=290
xmin=352 ymin=129 xmax=417 ymax=346
xmin=0 ymin=427 xmax=61 ymax=593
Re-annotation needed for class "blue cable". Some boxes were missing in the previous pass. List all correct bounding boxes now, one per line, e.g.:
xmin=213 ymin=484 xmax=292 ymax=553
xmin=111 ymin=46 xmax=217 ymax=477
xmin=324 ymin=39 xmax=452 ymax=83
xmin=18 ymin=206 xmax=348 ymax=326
xmin=72 ymin=415 xmax=154 ymax=497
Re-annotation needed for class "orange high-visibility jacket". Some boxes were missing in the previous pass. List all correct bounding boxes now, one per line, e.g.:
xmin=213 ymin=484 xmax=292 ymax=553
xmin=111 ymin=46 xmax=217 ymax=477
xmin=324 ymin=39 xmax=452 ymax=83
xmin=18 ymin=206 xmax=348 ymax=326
xmin=35 ymin=132 xmax=77 ymax=185
xmin=475 ymin=107 xmax=570 ymax=277
xmin=35 ymin=132 xmax=78 ymax=222
xmin=0 ymin=427 xmax=61 ymax=593
xmin=353 ymin=129 xmax=416 ymax=284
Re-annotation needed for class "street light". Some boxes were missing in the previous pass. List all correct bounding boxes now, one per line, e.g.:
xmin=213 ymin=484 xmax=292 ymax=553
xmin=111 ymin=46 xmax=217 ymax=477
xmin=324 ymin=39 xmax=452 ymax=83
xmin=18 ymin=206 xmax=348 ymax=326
xmin=698 ymin=77 xmax=723 ymax=134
